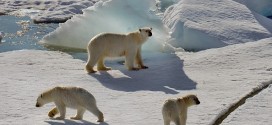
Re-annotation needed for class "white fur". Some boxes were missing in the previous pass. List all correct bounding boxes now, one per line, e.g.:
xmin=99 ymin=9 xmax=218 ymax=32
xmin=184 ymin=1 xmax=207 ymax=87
xmin=85 ymin=27 xmax=152 ymax=73
xmin=36 ymin=86 xmax=104 ymax=122
xmin=162 ymin=95 xmax=200 ymax=125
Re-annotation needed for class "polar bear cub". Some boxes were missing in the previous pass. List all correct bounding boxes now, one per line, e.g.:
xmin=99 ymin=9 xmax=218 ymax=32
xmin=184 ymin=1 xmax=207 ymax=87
xmin=162 ymin=94 xmax=200 ymax=125
xmin=36 ymin=86 xmax=104 ymax=122
xmin=85 ymin=27 xmax=152 ymax=73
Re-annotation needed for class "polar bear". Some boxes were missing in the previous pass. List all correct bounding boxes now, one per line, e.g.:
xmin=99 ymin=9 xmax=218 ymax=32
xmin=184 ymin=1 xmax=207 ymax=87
xmin=162 ymin=94 xmax=200 ymax=125
xmin=36 ymin=86 xmax=104 ymax=122
xmin=85 ymin=27 xmax=152 ymax=73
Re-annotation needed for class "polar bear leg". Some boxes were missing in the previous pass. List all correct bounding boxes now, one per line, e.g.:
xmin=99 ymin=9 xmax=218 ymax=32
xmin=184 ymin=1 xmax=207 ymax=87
xmin=136 ymin=48 xmax=148 ymax=69
xmin=97 ymin=57 xmax=111 ymax=71
xmin=163 ymin=118 xmax=171 ymax=125
xmin=164 ymin=120 xmax=170 ymax=125
xmin=125 ymin=49 xmax=138 ymax=70
xmin=48 ymin=107 xmax=59 ymax=118
xmin=70 ymin=108 xmax=86 ymax=120
xmin=86 ymin=105 xmax=104 ymax=122
xmin=180 ymin=115 xmax=186 ymax=125
xmin=162 ymin=112 xmax=171 ymax=125
xmin=86 ymin=50 xmax=101 ymax=73
xmin=55 ymin=103 xmax=66 ymax=120
xmin=174 ymin=118 xmax=181 ymax=125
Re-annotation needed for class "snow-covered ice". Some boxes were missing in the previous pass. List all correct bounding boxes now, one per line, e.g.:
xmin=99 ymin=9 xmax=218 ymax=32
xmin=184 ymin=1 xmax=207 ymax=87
xmin=221 ymin=84 xmax=272 ymax=125
xmin=0 ymin=0 xmax=98 ymax=23
xmin=1 ymin=38 xmax=272 ymax=125
xmin=163 ymin=0 xmax=272 ymax=50
xmin=179 ymin=38 xmax=272 ymax=124
xmin=40 ymin=0 xmax=170 ymax=52
xmin=239 ymin=0 xmax=272 ymax=17
xmin=1 ymin=0 xmax=272 ymax=124
xmin=39 ymin=0 xmax=272 ymax=51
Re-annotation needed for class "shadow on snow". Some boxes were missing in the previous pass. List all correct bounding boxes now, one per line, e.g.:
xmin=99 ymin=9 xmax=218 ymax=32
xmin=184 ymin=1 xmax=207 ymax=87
xmin=89 ymin=53 xmax=197 ymax=94
xmin=45 ymin=119 xmax=109 ymax=125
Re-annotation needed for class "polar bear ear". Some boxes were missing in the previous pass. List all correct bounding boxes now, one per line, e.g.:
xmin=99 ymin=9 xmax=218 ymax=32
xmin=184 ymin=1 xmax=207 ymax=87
xmin=150 ymin=27 xmax=152 ymax=30
xmin=177 ymin=98 xmax=182 ymax=102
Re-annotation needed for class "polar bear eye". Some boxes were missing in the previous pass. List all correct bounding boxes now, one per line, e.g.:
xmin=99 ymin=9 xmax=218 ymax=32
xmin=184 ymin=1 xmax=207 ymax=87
xmin=40 ymin=94 xmax=43 ymax=98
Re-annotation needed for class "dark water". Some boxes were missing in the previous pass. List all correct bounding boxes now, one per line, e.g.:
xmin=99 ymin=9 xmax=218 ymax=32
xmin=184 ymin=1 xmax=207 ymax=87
xmin=0 ymin=15 xmax=88 ymax=60
xmin=0 ymin=15 xmax=58 ymax=53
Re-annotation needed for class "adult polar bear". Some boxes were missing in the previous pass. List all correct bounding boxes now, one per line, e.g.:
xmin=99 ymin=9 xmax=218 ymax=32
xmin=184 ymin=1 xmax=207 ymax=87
xmin=85 ymin=27 xmax=152 ymax=73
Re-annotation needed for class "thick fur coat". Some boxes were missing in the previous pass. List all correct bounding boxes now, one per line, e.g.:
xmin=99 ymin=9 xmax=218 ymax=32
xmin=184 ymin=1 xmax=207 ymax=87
xmin=85 ymin=27 xmax=152 ymax=73
xmin=162 ymin=94 xmax=200 ymax=125
xmin=36 ymin=86 xmax=104 ymax=122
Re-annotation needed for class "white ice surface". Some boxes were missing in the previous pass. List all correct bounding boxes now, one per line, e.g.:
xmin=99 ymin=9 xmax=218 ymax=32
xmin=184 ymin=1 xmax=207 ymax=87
xmin=40 ymin=0 xmax=170 ymax=51
xmin=163 ymin=0 xmax=272 ymax=50
xmin=221 ymin=84 xmax=272 ymax=125
xmin=1 ymin=38 xmax=272 ymax=125
xmin=39 ymin=0 xmax=272 ymax=51
xmin=236 ymin=0 xmax=272 ymax=17
xmin=0 ymin=0 xmax=98 ymax=23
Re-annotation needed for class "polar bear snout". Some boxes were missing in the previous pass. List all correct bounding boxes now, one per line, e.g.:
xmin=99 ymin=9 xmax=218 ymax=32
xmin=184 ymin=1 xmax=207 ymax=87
xmin=192 ymin=96 xmax=200 ymax=105
xmin=148 ymin=31 xmax=152 ymax=37
xmin=36 ymin=102 xmax=40 ymax=107
xmin=139 ymin=27 xmax=152 ymax=37
xmin=195 ymin=98 xmax=200 ymax=105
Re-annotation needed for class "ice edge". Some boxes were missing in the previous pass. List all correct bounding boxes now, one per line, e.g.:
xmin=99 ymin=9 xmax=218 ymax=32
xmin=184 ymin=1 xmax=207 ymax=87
xmin=210 ymin=79 xmax=272 ymax=125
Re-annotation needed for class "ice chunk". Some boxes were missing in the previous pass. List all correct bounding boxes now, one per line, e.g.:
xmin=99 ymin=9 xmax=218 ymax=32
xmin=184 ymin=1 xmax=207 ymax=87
xmin=40 ymin=0 xmax=170 ymax=52
xmin=163 ymin=0 xmax=272 ymax=50
xmin=237 ymin=0 xmax=272 ymax=17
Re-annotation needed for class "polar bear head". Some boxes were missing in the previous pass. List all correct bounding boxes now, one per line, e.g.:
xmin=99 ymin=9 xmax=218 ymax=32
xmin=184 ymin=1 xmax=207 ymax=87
xmin=178 ymin=94 xmax=200 ymax=107
xmin=139 ymin=27 xmax=152 ymax=37
xmin=36 ymin=90 xmax=53 ymax=107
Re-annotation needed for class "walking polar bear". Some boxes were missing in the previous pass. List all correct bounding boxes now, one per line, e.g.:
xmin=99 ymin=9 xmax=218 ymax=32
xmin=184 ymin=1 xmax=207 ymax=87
xmin=162 ymin=94 xmax=200 ymax=125
xmin=85 ymin=27 xmax=152 ymax=73
xmin=36 ymin=86 xmax=104 ymax=122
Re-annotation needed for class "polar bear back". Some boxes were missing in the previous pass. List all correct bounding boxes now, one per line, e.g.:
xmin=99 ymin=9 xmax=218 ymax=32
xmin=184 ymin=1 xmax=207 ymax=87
xmin=88 ymin=32 xmax=141 ymax=57
xmin=52 ymin=87 xmax=97 ymax=109
xmin=162 ymin=99 xmax=181 ymax=115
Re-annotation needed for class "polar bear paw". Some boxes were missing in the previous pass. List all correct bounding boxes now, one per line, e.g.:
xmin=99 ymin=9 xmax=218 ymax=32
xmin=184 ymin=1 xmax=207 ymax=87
xmin=55 ymin=116 xmax=65 ymax=120
xmin=48 ymin=108 xmax=59 ymax=118
xmin=140 ymin=65 xmax=148 ymax=69
xmin=97 ymin=118 xmax=104 ymax=122
xmin=70 ymin=116 xmax=82 ymax=120
xmin=97 ymin=66 xmax=112 ymax=71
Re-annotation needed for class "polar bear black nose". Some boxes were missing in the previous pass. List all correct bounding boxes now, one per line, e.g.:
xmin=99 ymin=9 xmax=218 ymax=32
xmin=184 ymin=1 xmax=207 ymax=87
xmin=36 ymin=103 xmax=40 ymax=107
xmin=148 ymin=32 xmax=152 ymax=36
xmin=195 ymin=99 xmax=200 ymax=105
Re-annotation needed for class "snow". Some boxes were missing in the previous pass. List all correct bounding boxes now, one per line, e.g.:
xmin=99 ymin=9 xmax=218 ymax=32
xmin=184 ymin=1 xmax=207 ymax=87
xmin=1 ymin=38 xmax=272 ymax=125
xmin=40 ymin=0 xmax=170 ymax=52
xmin=0 ymin=0 xmax=98 ymax=23
xmin=3 ymin=0 xmax=270 ymax=51
xmin=39 ymin=0 xmax=272 ymax=51
xmin=163 ymin=0 xmax=272 ymax=50
xmin=1 ymin=0 xmax=272 ymax=124
xmin=221 ymin=84 xmax=272 ymax=125
xmin=242 ymin=0 xmax=272 ymax=17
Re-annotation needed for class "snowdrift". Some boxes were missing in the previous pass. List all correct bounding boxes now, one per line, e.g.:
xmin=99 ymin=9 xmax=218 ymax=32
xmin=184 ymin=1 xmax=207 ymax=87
xmin=39 ymin=0 xmax=170 ymax=51
xmin=163 ymin=0 xmax=272 ymax=50
xmin=40 ymin=0 xmax=272 ymax=51
xmin=1 ymin=38 xmax=272 ymax=125
xmin=242 ymin=0 xmax=272 ymax=17
xmin=0 ymin=0 xmax=98 ymax=23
